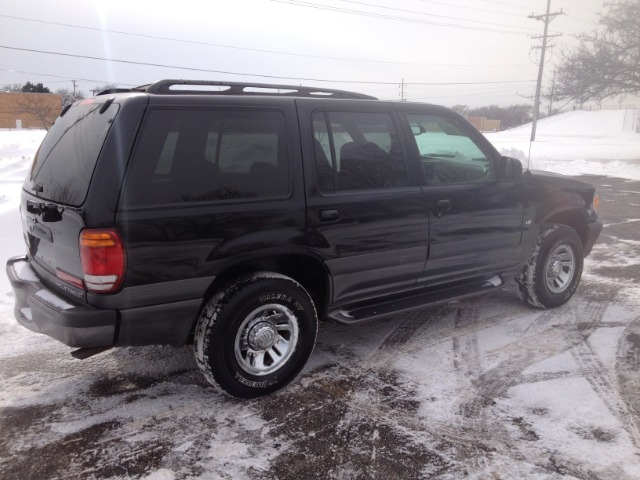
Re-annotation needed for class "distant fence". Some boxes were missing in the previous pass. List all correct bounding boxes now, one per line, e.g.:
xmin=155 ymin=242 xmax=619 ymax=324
xmin=555 ymin=104 xmax=640 ymax=113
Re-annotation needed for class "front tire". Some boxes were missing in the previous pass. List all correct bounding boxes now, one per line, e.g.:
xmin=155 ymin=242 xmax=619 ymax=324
xmin=194 ymin=273 xmax=318 ymax=398
xmin=516 ymin=224 xmax=584 ymax=309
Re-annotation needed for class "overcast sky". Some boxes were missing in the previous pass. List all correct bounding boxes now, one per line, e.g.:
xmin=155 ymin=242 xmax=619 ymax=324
xmin=1 ymin=0 xmax=606 ymax=107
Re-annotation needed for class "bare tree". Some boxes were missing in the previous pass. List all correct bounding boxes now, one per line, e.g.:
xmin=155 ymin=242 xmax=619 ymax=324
xmin=555 ymin=0 xmax=640 ymax=102
xmin=14 ymin=95 xmax=60 ymax=131
xmin=2 ymin=84 xmax=22 ymax=92
xmin=56 ymin=88 xmax=86 ymax=108
xmin=456 ymin=104 xmax=533 ymax=129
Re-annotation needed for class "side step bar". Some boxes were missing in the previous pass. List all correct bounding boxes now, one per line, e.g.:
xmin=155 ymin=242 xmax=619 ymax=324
xmin=328 ymin=276 xmax=503 ymax=324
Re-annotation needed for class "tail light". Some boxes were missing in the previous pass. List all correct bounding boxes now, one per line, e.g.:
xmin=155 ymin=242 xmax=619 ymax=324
xmin=79 ymin=229 xmax=126 ymax=293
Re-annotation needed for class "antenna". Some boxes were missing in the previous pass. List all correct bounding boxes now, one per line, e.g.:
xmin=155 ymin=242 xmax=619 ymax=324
xmin=527 ymin=0 xmax=565 ymax=171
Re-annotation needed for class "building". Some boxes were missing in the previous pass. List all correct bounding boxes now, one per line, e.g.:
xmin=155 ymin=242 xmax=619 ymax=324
xmin=0 ymin=92 xmax=62 ymax=129
xmin=468 ymin=116 xmax=501 ymax=132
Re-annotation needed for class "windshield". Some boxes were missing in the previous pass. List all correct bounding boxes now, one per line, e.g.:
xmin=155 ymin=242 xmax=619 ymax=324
xmin=25 ymin=100 xmax=119 ymax=206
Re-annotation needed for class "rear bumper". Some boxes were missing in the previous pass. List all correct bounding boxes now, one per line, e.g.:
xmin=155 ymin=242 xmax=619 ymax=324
xmin=6 ymin=256 xmax=116 ymax=348
xmin=584 ymin=220 xmax=603 ymax=256
xmin=6 ymin=256 xmax=202 ymax=349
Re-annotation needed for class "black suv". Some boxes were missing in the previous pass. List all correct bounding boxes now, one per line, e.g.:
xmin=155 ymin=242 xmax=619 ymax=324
xmin=6 ymin=80 xmax=602 ymax=398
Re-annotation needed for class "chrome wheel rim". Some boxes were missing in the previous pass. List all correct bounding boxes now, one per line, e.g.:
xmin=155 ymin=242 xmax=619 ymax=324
xmin=544 ymin=244 xmax=576 ymax=294
xmin=234 ymin=304 xmax=299 ymax=376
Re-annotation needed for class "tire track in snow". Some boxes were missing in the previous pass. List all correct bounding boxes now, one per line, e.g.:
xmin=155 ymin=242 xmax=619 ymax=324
xmin=567 ymin=300 xmax=640 ymax=449
xmin=375 ymin=293 xmax=638 ymax=475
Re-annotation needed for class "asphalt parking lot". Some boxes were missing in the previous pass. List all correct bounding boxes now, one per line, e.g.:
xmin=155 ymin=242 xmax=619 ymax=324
xmin=1 ymin=175 xmax=639 ymax=479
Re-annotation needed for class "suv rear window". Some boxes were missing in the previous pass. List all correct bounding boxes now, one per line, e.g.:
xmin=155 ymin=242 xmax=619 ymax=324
xmin=121 ymin=109 xmax=289 ymax=206
xmin=25 ymin=100 xmax=120 ymax=206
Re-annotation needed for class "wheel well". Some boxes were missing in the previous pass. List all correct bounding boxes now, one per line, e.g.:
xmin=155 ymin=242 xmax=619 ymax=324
xmin=202 ymin=254 xmax=330 ymax=319
xmin=544 ymin=210 xmax=589 ymax=249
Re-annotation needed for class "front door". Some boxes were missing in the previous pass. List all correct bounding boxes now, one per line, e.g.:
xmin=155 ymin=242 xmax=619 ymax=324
xmin=400 ymin=110 xmax=525 ymax=286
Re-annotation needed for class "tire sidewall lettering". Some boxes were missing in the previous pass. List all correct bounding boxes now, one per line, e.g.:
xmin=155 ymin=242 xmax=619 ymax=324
xmin=258 ymin=292 xmax=304 ymax=312
xmin=234 ymin=373 xmax=278 ymax=388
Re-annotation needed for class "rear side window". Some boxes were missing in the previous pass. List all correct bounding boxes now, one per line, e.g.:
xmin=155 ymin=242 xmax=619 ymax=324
xmin=312 ymin=111 xmax=408 ymax=192
xmin=25 ymin=100 xmax=120 ymax=206
xmin=122 ymin=109 xmax=288 ymax=206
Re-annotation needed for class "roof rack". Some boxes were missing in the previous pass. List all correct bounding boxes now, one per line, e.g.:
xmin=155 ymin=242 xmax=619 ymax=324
xmin=129 ymin=79 xmax=377 ymax=100
xmin=97 ymin=87 xmax=132 ymax=95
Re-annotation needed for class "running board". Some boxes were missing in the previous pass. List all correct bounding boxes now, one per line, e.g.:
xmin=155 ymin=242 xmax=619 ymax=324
xmin=328 ymin=276 xmax=503 ymax=325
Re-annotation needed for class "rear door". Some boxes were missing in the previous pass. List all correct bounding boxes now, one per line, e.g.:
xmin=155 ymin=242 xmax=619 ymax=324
xmin=116 ymin=96 xmax=306 ymax=294
xmin=297 ymin=99 xmax=430 ymax=304
xmin=398 ymin=107 xmax=525 ymax=285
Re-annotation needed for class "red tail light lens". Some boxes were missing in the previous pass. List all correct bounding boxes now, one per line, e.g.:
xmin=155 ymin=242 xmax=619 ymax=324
xmin=79 ymin=229 xmax=126 ymax=293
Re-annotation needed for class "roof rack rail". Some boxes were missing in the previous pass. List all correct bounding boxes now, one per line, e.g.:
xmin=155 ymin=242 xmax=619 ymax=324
xmin=96 ymin=88 xmax=132 ymax=96
xmin=138 ymin=79 xmax=377 ymax=100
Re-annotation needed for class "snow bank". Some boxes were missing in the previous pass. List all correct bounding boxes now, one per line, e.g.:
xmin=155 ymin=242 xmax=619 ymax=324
xmin=486 ymin=109 xmax=640 ymax=180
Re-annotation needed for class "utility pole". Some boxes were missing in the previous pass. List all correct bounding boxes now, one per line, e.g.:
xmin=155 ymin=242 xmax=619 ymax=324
xmin=400 ymin=78 xmax=406 ymax=101
xmin=548 ymin=69 xmax=556 ymax=116
xmin=71 ymin=80 xmax=77 ymax=96
xmin=529 ymin=0 xmax=564 ymax=141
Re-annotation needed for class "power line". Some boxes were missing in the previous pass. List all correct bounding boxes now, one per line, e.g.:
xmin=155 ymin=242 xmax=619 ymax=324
xmin=409 ymin=87 xmax=525 ymax=101
xmin=0 ymin=68 xmax=136 ymax=86
xmin=270 ymin=0 xmax=533 ymax=35
xmin=314 ymin=0 xmax=541 ymax=32
xmin=411 ymin=0 xmax=531 ymax=18
xmin=0 ymin=44 xmax=537 ymax=86
xmin=0 ymin=14 xmax=533 ymax=68
xmin=561 ymin=0 xmax=600 ymax=16
xmin=476 ymin=0 xmax=540 ymax=11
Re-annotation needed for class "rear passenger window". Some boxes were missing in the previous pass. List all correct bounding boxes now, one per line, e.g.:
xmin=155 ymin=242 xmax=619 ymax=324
xmin=122 ymin=110 xmax=288 ymax=206
xmin=312 ymin=111 xmax=408 ymax=192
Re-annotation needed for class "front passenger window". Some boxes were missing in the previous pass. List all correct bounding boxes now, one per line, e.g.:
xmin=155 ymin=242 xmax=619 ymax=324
xmin=406 ymin=114 xmax=495 ymax=185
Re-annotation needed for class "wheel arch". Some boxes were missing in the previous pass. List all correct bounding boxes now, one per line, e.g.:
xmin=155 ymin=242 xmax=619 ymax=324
xmin=197 ymin=253 xmax=331 ymax=328
xmin=539 ymin=207 xmax=591 ymax=250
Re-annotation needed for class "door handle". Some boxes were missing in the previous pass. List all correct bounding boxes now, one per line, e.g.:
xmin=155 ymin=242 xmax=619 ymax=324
xmin=435 ymin=199 xmax=451 ymax=218
xmin=319 ymin=209 xmax=340 ymax=222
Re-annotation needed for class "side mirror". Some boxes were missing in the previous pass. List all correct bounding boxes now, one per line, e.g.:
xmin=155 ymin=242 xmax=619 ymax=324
xmin=410 ymin=122 xmax=426 ymax=135
xmin=498 ymin=156 xmax=523 ymax=180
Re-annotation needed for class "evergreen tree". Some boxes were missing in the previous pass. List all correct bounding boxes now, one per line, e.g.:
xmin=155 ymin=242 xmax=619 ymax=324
xmin=20 ymin=82 xmax=51 ymax=93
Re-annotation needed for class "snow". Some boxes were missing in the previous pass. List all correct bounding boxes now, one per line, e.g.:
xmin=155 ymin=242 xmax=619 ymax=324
xmin=486 ymin=109 xmax=640 ymax=180
xmin=14 ymin=260 xmax=39 ymax=282
xmin=34 ymin=290 xmax=74 ymax=310
xmin=1 ymin=114 xmax=640 ymax=478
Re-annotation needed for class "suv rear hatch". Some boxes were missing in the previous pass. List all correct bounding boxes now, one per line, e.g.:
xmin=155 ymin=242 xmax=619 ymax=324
xmin=21 ymin=98 xmax=121 ymax=298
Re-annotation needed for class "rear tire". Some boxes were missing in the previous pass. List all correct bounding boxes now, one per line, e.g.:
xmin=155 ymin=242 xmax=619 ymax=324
xmin=516 ymin=224 xmax=584 ymax=309
xmin=194 ymin=273 xmax=318 ymax=398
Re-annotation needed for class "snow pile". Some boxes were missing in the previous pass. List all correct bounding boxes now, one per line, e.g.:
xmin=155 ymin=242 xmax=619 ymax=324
xmin=506 ymin=109 xmax=636 ymax=137
xmin=0 ymin=129 xmax=45 ymax=217
xmin=486 ymin=109 xmax=640 ymax=180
